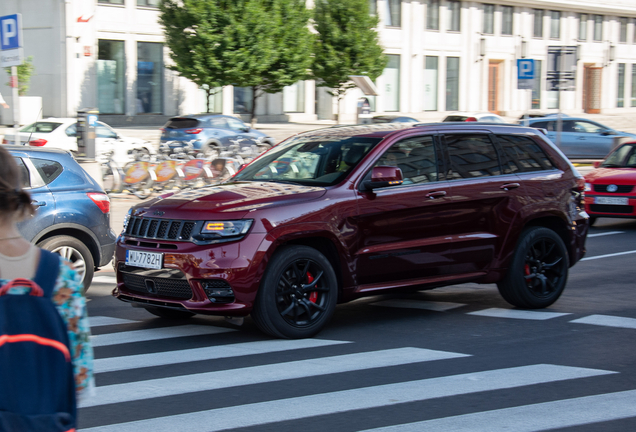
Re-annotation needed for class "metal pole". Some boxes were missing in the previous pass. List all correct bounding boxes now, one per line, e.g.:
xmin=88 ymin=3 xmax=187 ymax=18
xmin=11 ymin=65 xmax=20 ymax=145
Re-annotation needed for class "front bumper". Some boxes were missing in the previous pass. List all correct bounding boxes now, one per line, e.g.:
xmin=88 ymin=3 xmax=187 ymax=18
xmin=113 ymin=232 xmax=268 ymax=316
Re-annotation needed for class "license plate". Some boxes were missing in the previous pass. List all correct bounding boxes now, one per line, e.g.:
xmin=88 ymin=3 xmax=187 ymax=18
xmin=595 ymin=196 xmax=629 ymax=205
xmin=125 ymin=250 xmax=163 ymax=269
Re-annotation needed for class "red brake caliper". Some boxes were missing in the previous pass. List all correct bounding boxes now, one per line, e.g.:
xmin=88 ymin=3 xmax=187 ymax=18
xmin=307 ymin=272 xmax=318 ymax=303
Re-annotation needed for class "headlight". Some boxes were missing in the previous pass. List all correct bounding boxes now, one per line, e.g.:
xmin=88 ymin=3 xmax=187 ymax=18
xmin=584 ymin=182 xmax=592 ymax=192
xmin=200 ymin=220 xmax=253 ymax=237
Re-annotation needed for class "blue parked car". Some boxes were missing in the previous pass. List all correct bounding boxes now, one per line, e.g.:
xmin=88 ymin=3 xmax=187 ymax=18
xmin=160 ymin=114 xmax=276 ymax=156
xmin=523 ymin=116 xmax=636 ymax=159
xmin=7 ymin=145 xmax=116 ymax=290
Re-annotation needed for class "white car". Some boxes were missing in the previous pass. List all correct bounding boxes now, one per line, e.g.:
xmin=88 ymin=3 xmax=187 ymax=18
xmin=2 ymin=117 xmax=155 ymax=165
xmin=442 ymin=112 xmax=506 ymax=123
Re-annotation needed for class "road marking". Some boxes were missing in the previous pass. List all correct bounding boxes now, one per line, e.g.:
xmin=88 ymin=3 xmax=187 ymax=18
xmin=587 ymin=231 xmax=624 ymax=238
xmin=581 ymin=249 xmax=636 ymax=261
xmin=82 ymin=347 xmax=470 ymax=408
xmin=91 ymin=325 xmax=235 ymax=347
xmin=94 ymin=338 xmax=350 ymax=373
xmin=371 ymin=299 xmax=466 ymax=312
xmin=89 ymin=316 xmax=139 ymax=328
xmin=357 ymin=390 xmax=636 ymax=431
xmin=468 ymin=308 xmax=570 ymax=320
xmin=81 ymin=364 xmax=614 ymax=432
xmin=570 ymin=314 xmax=636 ymax=330
xmin=92 ymin=275 xmax=117 ymax=284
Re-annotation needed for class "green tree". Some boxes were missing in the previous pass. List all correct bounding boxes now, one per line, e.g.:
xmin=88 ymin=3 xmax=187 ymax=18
xmin=4 ymin=56 xmax=35 ymax=96
xmin=312 ymin=0 xmax=387 ymax=123
xmin=159 ymin=0 xmax=312 ymax=127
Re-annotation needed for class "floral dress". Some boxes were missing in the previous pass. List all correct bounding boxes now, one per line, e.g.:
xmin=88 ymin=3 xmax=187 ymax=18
xmin=1 ymin=258 xmax=95 ymax=401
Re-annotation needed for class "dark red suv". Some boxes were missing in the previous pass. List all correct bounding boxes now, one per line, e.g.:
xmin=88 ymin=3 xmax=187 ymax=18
xmin=114 ymin=123 xmax=589 ymax=338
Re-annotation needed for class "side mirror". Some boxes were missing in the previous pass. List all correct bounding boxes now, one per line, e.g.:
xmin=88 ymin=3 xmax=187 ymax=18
xmin=601 ymin=130 xmax=617 ymax=136
xmin=363 ymin=166 xmax=403 ymax=190
xmin=242 ymin=127 xmax=250 ymax=132
xmin=593 ymin=161 xmax=601 ymax=168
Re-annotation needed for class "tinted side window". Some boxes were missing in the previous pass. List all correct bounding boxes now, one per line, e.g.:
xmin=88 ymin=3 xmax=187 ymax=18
xmin=31 ymin=158 xmax=63 ymax=185
xmin=65 ymin=123 xmax=77 ymax=137
xmin=374 ymin=136 xmax=438 ymax=185
xmin=531 ymin=121 xmax=548 ymax=129
xmin=13 ymin=158 xmax=31 ymax=188
xmin=208 ymin=117 xmax=228 ymax=129
xmin=165 ymin=118 xmax=200 ymax=129
xmin=20 ymin=122 xmax=63 ymax=134
xmin=445 ymin=134 xmax=501 ymax=179
xmin=496 ymin=135 xmax=555 ymax=173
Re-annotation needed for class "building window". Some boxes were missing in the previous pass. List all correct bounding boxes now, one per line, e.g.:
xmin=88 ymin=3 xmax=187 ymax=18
xmin=137 ymin=0 xmax=160 ymax=6
xmin=136 ymin=42 xmax=163 ymax=114
xmin=447 ymin=1 xmax=461 ymax=32
xmin=482 ymin=4 xmax=494 ymax=34
xmin=424 ymin=56 xmax=438 ymax=111
xmin=532 ymin=60 xmax=542 ymax=109
xmin=283 ymin=81 xmax=305 ymax=113
xmin=593 ymin=15 xmax=603 ymax=41
xmin=617 ymin=63 xmax=625 ymax=107
xmin=234 ymin=87 xmax=253 ymax=114
xmin=619 ymin=18 xmax=628 ymax=43
xmin=427 ymin=0 xmax=440 ymax=30
xmin=579 ymin=14 xmax=588 ymax=41
xmin=383 ymin=55 xmax=400 ymax=112
xmin=369 ymin=0 xmax=377 ymax=15
xmin=532 ymin=9 xmax=543 ymax=38
xmin=446 ymin=57 xmax=459 ymax=111
xmin=386 ymin=0 xmax=401 ymax=27
xmin=97 ymin=40 xmax=125 ymax=115
xmin=501 ymin=6 xmax=513 ymax=36
xmin=550 ymin=11 xmax=560 ymax=39
xmin=199 ymin=86 xmax=222 ymax=114
xmin=98 ymin=0 xmax=124 ymax=4
xmin=632 ymin=65 xmax=636 ymax=107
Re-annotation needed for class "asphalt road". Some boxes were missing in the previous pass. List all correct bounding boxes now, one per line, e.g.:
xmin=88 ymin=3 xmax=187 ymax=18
xmin=82 ymin=213 xmax=636 ymax=431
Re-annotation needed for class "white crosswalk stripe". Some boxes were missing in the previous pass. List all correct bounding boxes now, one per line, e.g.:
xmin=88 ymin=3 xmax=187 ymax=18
xmin=81 ymin=364 xmax=614 ymax=432
xmin=371 ymin=299 xmax=466 ymax=311
xmin=89 ymin=316 xmax=139 ymax=328
xmin=570 ymin=314 xmax=636 ymax=330
xmin=91 ymin=324 xmax=235 ymax=347
xmin=92 ymin=275 xmax=117 ymax=284
xmin=82 ymin=347 xmax=470 ymax=408
xmin=468 ymin=308 xmax=571 ymax=320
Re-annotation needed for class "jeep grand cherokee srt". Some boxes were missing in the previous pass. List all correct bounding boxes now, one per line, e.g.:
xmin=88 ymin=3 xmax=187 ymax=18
xmin=113 ymin=123 xmax=589 ymax=338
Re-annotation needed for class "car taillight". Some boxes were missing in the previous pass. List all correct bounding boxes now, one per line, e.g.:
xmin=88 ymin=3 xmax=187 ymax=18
xmin=185 ymin=128 xmax=203 ymax=134
xmin=87 ymin=192 xmax=110 ymax=214
xmin=29 ymin=139 xmax=47 ymax=146
xmin=160 ymin=128 xmax=165 ymax=133
xmin=465 ymin=117 xmax=477 ymax=122
xmin=2 ymin=138 xmax=8 ymax=144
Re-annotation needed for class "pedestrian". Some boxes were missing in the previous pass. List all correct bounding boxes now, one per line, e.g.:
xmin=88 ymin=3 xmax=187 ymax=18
xmin=0 ymin=145 xmax=94 ymax=428
xmin=0 ymin=90 xmax=8 ymax=109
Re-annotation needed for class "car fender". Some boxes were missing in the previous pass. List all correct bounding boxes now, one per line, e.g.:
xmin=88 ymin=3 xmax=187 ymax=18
xmin=31 ymin=222 xmax=105 ymax=264
xmin=204 ymin=138 xmax=223 ymax=149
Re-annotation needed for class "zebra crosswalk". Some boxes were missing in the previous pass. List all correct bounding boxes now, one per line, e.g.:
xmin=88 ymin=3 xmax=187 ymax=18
xmin=80 ymin=315 xmax=636 ymax=431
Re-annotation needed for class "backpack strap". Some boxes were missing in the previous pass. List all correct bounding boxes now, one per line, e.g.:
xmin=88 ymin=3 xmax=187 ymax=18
xmin=32 ymin=249 xmax=60 ymax=298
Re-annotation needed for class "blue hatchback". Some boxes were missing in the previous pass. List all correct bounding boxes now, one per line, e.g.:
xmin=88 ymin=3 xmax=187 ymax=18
xmin=160 ymin=114 xmax=275 ymax=156
xmin=7 ymin=145 xmax=116 ymax=290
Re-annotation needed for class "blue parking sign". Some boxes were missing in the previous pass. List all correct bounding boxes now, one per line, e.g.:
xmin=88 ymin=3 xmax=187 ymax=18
xmin=0 ymin=14 xmax=21 ymax=50
xmin=517 ymin=59 xmax=535 ymax=80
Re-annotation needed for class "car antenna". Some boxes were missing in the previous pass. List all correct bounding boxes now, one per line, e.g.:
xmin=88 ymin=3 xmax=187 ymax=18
xmin=25 ymin=106 xmax=43 ymax=146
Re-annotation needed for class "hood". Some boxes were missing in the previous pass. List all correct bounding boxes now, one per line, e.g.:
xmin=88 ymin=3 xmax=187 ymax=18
xmin=132 ymin=181 xmax=327 ymax=219
xmin=585 ymin=167 xmax=636 ymax=183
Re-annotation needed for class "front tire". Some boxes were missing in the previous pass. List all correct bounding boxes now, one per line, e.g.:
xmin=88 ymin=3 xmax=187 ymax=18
xmin=497 ymin=227 xmax=569 ymax=309
xmin=38 ymin=235 xmax=95 ymax=291
xmin=252 ymin=245 xmax=338 ymax=339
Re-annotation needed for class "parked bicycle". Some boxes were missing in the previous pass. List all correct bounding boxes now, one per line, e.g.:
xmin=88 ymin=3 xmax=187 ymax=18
xmin=99 ymin=149 xmax=155 ymax=199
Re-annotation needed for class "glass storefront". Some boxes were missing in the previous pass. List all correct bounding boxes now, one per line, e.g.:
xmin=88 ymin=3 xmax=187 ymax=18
xmin=446 ymin=57 xmax=459 ymax=111
xmin=424 ymin=56 xmax=438 ymax=111
xmin=137 ymin=42 xmax=163 ymax=114
xmin=97 ymin=40 xmax=125 ymax=115
xmin=234 ymin=87 xmax=253 ymax=114
xmin=383 ymin=55 xmax=400 ymax=112
xmin=283 ymin=81 xmax=305 ymax=113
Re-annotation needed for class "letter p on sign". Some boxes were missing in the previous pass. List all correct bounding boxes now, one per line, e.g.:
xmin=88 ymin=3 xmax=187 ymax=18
xmin=0 ymin=14 xmax=21 ymax=50
xmin=517 ymin=59 xmax=535 ymax=80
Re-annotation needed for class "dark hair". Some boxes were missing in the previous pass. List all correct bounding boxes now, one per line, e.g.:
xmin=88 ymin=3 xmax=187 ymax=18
xmin=0 ymin=146 xmax=35 ymax=220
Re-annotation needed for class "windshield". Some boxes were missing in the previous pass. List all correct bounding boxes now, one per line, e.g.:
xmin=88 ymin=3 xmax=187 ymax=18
xmin=233 ymin=135 xmax=382 ymax=186
xmin=20 ymin=122 xmax=63 ymax=134
xmin=601 ymin=144 xmax=636 ymax=168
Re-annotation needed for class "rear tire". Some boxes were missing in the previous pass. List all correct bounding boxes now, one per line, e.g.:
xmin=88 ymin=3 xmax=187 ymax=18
xmin=497 ymin=227 xmax=569 ymax=309
xmin=39 ymin=235 xmax=95 ymax=291
xmin=144 ymin=306 xmax=195 ymax=320
xmin=252 ymin=245 xmax=337 ymax=339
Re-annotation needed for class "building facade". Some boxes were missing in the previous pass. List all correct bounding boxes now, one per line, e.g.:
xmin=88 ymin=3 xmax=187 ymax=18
xmin=1 ymin=0 xmax=635 ymax=126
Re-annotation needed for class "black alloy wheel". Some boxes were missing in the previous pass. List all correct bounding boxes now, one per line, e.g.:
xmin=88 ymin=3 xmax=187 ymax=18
xmin=252 ymin=246 xmax=337 ymax=339
xmin=497 ymin=227 xmax=569 ymax=309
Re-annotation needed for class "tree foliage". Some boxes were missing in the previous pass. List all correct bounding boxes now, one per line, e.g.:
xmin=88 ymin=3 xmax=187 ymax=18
xmin=4 ymin=56 xmax=35 ymax=96
xmin=312 ymin=0 xmax=387 ymax=122
xmin=159 ymin=0 xmax=312 ymax=124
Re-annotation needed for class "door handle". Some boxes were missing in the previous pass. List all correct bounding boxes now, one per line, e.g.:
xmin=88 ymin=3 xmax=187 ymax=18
xmin=31 ymin=201 xmax=46 ymax=208
xmin=425 ymin=191 xmax=447 ymax=199
xmin=577 ymin=137 xmax=586 ymax=140
xmin=500 ymin=183 xmax=520 ymax=191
